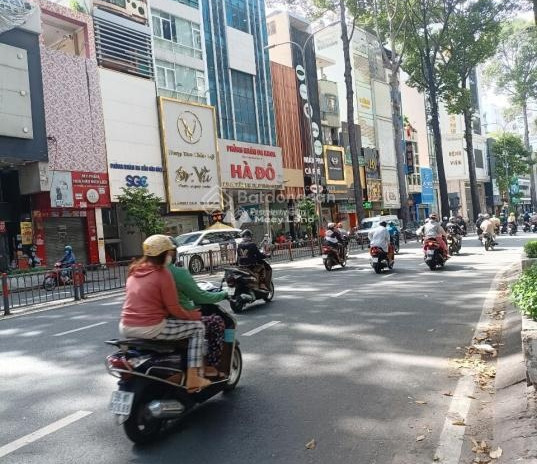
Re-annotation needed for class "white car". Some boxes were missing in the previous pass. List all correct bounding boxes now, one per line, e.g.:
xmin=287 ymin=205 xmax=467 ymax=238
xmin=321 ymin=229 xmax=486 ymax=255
xmin=356 ymin=215 xmax=401 ymax=240
xmin=175 ymin=229 xmax=243 ymax=274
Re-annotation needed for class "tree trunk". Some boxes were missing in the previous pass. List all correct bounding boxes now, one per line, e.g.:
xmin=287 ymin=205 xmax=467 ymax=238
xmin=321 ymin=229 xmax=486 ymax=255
xmin=523 ymin=100 xmax=537 ymax=208
xmin=340 ymin=1 xmax=366 ymax=222
xmin=462 ymin=106 xmax=480 ymax=222
xmin=389 ymin=68 xmax=410 ymax=227
xmin=425 ymin=64 xmax=450 ymax=218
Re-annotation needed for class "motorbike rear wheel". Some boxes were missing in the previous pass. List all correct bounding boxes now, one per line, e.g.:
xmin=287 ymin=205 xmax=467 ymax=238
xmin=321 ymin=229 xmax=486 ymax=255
xmin=123 ymin=391 xmax=166 ymax=444
xmin=427 ymin=261 xmax=437 ymax=271
xmin=373 ymin=263 xmax=382 ymax=274
xmin=43 ymin=276 xmax=56 ymax=291
xmin=230 ymin=299 xmax=244 ymax=313
xmin=324 ymin=259 xmax=333 ymax=271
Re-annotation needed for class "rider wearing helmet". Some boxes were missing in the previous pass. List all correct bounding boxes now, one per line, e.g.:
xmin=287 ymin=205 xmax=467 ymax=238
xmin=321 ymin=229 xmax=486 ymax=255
xmin=446 ymin=216 xmax=463 ymax=250
xmin=60 ymin=245 xmax=76 ymax=266
xmin=324 ymin=222 xmax=345 ymax=258
xmin=423 ymin=213 xmax=449 ymax=257
xmin=237 ymin=229 xmax=269 ymax=289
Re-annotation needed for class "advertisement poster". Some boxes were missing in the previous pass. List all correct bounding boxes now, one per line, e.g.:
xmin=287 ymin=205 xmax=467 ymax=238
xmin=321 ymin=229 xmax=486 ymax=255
xmin=20 ymin=222 xmax=33 ymax=245
xmin=159 ymin=98 xmax=221 ymax=212
xmin=324 ymin=147 xmax=345 ymax=183
xmin=367 ymin=179 xmax=382 ymax=202
xmin=50 ymin=171 xmax=74 ymax=208
xmin=421 ymin=167 xmax=434 ymax=205
xmin=71 ymin=172 xmax=111 ymax=208
xmin=405 ymin=142 xmax=415 ymax=174
xmin=218 ymin=139 xmax=284 ymax=190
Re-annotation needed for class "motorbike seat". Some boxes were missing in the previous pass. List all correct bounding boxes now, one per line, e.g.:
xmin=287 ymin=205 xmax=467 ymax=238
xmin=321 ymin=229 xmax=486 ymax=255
xmin=105 ymin=338 xmax=189 ymax=352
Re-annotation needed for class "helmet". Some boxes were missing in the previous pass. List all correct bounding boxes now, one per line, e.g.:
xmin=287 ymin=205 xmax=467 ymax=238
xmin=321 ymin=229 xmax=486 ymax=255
xmin=429 ymin=213 xmax=438 ymax=221
xmin=64 ymin=245 xmax=72 ymax=252
xmin=425 ymin=218 xmax=431 ymax=223
xmin=449 ymin=216 xmax=456 ymax=222
xmin=443 ymin=216 xmax=448 ymax=221
xmin=484 ymin=214 xmax=490 ymax=219
xmin=240 ymin=229 xmax=253 ymax=239
xmin=337 ymin=222 xmax=343 ymax=228
xmin=327 ymin=222 xmax=336 ymax=229
xmin=379 ymin=221 xmax=387 ymax=227
xmin=478 ymin=213 xmax=484 ymax=218
xmin=143 ymin=235 xmax=175 ymax=257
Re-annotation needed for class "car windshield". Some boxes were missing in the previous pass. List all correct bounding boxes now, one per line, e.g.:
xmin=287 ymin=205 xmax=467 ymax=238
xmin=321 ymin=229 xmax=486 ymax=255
xmin=175 ymin=233 xmax=201 ymax=246
xmin=361 ymin=220 xmax=377 ymax=230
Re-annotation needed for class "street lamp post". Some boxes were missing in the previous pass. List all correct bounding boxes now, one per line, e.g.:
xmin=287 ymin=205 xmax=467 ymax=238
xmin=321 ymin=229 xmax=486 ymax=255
xmin=265 ymin=21 xmax=338 ymax=239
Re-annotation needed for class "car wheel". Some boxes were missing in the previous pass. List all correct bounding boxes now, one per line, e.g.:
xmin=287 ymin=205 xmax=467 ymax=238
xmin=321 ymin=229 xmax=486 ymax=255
xmin=188 ymin=256 xmax=204 ymax=274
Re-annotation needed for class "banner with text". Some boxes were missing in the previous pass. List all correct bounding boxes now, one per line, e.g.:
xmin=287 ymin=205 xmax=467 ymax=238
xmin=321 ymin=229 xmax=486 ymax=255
xmin=159 ymin=98 xmax=221 ymax=212
xmin=218 ymin=139 xmax=284 ymax=190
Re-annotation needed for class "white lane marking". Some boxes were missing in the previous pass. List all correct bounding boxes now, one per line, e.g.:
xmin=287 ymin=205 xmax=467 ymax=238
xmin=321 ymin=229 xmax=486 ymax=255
xmin=273 ymin=275 xmax=290 ymax=280
xmin=433 ymin=267 xmax=503 ymax=463
xmin=333 ymin=289 xmax=351 ymax=297
xmin=0 ymin=410 xmax=92 ymax=458
xmin=242 ymin=321 xmax=280 ymax=337
xmin=53 ymin=322 xmax=108 ymax=337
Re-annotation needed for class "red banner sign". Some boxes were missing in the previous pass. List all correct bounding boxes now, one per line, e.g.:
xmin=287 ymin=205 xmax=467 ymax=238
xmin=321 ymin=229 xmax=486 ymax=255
xmin=71 ymin=172 xmax=111 ymax=209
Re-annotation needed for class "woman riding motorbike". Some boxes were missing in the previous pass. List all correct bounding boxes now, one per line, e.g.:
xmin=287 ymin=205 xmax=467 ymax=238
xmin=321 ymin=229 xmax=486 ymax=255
xmin=119 ymin=234 xmax=210 ymax=392
xmin=168 ymin=242 xmax=228 ymax=377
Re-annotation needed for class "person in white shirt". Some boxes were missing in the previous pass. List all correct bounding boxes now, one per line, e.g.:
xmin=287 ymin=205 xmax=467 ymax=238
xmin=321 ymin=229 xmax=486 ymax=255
xmin=368 ymin=221 xmax=391 ymax=255
xmin=423 ymin=213 xmax=448 ymax=257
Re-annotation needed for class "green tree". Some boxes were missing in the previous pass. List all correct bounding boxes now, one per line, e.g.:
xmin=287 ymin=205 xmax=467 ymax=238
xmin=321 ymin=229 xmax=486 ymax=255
xmin=116 ymin=187 xmax=165 ymax=238
xmin=402 ymin=0 xmax=463 ymax=218
xmin=69 ymin=0 xmax=88 ymax=13
xmin=266 ymin=0 xmax=366 ymax=222
xmin=491 ymin=133 xmax=532 ymax=202
xmin=439 ymin=0 xmax=503 ymax=221
xmin=296 ymin=197 xmax=318 ymax=234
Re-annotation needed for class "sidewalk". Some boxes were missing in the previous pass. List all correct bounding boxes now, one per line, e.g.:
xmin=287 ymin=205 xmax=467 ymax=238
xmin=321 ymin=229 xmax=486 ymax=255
xmin=493 ymin=271 xmax=537 ymax=463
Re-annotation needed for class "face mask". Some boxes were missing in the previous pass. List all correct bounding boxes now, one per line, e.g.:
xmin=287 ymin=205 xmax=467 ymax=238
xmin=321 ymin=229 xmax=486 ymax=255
xmin=165 ymin=254 xmax=173 ymax=266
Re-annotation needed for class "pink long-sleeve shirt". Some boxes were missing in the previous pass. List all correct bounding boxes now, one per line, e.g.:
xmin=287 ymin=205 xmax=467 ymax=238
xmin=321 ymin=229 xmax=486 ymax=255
xmin=120 ymin=265 xmax=200 ymax=329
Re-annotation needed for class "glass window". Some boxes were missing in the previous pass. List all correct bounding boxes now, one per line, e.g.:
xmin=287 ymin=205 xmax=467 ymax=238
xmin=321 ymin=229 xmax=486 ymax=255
xmin=226 ymin=0 xmax=248 ymax=32
xmin=267 ymin=21 xmax=276 ymax=36
xmin=155 ymin=59 xmax=206 ymax=102
xmin=152 ymin=10 xmax=202 ymax=59
xmin=231 ymin=70 xmax=258 ymax=143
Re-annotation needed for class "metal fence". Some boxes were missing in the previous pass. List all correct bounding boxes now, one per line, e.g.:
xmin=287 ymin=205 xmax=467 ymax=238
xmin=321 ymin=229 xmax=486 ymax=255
xmin=2 ymin=261 xmax=131 ymax=315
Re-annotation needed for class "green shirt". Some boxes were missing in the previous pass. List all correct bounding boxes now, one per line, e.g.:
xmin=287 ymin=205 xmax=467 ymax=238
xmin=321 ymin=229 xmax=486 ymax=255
xmin=167 ymin=264 xmax=227 ymax=310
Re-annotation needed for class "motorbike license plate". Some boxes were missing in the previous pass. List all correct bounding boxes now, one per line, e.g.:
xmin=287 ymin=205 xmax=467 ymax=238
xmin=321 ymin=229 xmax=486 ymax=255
xmin=370 ymin=257 xmax=379 ymax=263
xmin=321 ymin=254 xmax=328 ymax=259
xmin=109 ymin=390 xmax=134 ymax=416
xmin=427 ymin=250 xmax=435 ymax=256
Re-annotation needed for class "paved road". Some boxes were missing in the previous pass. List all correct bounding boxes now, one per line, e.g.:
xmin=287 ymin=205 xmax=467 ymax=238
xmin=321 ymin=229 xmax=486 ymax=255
xmin=0 ymin=234 xmax=530 ymax=463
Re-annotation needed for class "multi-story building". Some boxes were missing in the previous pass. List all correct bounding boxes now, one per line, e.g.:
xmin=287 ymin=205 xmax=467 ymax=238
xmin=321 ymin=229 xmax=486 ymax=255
xmin=439 ymin=69 xmax=489 ymax=219
xmin=0 ymin=2 xmax=46 ymax=270
xmin=315 ymin=24 xmax=402 ymax=223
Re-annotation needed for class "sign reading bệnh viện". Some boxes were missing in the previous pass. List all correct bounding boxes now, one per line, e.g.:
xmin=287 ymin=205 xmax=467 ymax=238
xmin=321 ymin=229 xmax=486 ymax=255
xmin=218 ymin=139 xmax=284 ymax=190
xmin=159 ymin=98 xmax=221 ymax=212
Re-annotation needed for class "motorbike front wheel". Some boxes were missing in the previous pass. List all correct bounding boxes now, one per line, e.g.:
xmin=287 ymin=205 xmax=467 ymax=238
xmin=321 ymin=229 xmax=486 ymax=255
xmin=223 ymin=345 xmax=242 ymax=392
xmin=43 ymin=276 xmax=56 ymax=291
xmin=263 ymin=281 xmax=275 ymax=302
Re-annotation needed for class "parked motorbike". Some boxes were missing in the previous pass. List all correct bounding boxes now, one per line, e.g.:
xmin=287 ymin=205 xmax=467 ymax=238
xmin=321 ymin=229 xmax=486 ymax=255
xmin=499 ymin=223 xmax=507 ymax=235
xmin=483 ymin=232 xmax=495 ymax=251
xmin=105 ymin=299 xmax=242 ymax=444
xmin=507 ymin=223 xmax=517 ymax=236
xmin=223 ymin=260 xmax=274 ymax=312
xmin=321 ymin=242 xmax=347 ymax=271
xmin=446 ymin=233 xmax=461 ymax=255
xmin=369 ymin=246 xmax=394 ymax=274
xmin=423 ymin=238 xmax=446 ymax=271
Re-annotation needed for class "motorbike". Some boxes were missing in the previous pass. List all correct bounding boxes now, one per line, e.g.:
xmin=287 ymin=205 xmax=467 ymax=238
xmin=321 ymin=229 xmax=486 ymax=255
xmin=523 ymin=222 xmax=531 ymax=232
xmin=446 ymin=233 xmax=461 ymax=255
xmin=369 ymin=246 xmax=394 ymax=274
xmin=423 ymin=238 xmax=446 ymax=271
xmin=499 ymin=223 xmax=507 ymax=235
xmin=223 ymin=259 xmax=274 ymax=312
xmin=105 ymin=296 xmax=242 ymax=444
xmin=42 ymin=262 xmax=82 ymax=291
xmin=483 ymin=232 xmax=495 ymax=251
xmin=507 ymin=223 xmax=517 ymax=236
xmin=321 ymin=241 xmax=347 ymax=271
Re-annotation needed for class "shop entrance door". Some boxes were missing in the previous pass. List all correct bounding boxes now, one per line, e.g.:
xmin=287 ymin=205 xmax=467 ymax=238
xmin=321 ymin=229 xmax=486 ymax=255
xmin=44 ymin=217 xmax=88 ymax=265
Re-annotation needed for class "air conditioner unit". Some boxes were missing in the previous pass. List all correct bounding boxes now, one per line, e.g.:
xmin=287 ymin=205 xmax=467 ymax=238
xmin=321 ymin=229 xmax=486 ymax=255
xmin=94 ymin=0 xmax=147 ymax=24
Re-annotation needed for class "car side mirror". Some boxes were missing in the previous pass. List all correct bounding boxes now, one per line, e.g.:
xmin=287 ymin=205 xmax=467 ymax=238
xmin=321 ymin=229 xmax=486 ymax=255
xmin=201 ymin=239 xmax=211 ymax=245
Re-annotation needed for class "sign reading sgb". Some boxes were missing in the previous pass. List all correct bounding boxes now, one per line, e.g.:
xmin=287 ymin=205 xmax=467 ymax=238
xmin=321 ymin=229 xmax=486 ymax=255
xmin=125 ymin=175 xmax=148 ymax=188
